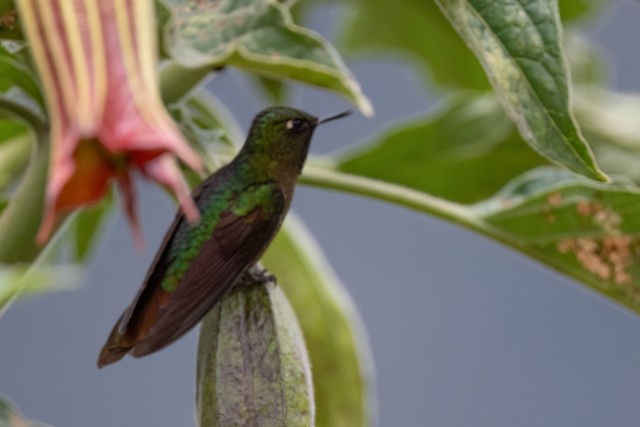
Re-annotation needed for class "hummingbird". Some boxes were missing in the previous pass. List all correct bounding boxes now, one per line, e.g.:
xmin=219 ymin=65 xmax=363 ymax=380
xmin=97 ymin=106 xmax=351 ymax=367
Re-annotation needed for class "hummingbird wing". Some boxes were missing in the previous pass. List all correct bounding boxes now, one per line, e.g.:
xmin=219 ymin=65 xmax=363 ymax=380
xmin=98 ymin=182 xmax=286 ymax=366
xmin=133 ymin=186 xmax=285 ymax=356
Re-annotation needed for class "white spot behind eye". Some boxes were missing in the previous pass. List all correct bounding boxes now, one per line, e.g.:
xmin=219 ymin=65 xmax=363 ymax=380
xmin=286 ymin=118 xmax=304 ymax=131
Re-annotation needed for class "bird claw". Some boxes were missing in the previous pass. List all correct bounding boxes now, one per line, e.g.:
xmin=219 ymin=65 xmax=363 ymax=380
xmin=241 ymin=265 xmax=277 ymax=286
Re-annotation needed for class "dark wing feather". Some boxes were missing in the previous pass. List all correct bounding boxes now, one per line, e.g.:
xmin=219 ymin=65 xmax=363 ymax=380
xmin=116 ymin=175 xmax=217 ymax=332
xmin=98 ymin=177 xmax=219 ymax=367
xmin=129 ymin=184 xmax=285 ymax=357
xmin=97 ymin=174 xmax=287 ymax=368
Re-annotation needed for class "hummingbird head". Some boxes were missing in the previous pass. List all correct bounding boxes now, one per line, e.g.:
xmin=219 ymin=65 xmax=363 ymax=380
xmin=240 ymin=106 xmax=351 ymax=178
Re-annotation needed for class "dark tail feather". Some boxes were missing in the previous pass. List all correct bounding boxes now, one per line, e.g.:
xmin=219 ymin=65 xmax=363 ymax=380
xmin=97 ymin=320 xmax=133 ymax=368
xmin=97 ymin=344 xmax=131 ymax=368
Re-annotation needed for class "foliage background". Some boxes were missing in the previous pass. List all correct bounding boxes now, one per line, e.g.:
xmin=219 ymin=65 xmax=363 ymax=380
xmin=2 ymin=1 xmax=640 ymax=426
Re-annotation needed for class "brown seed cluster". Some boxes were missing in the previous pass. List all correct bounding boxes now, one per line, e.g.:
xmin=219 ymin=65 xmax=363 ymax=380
xmin=603 ymin=236 xmax=633 ymax=284
xmin=542 ymin=192 xmax=563 ymax=224
xmin=547 ymin=192 xmax=563 ymax=207
xmin=557 ymin=236 xmax=633 ymax=284
xmin=575 ymin=201 xmax=622 ymax=233
xmin=555 ymin=200 xmax=636 ymax=291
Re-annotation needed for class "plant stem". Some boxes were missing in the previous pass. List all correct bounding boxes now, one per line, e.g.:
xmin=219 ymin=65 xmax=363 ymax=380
xmin=299 ymin=162 xmax=525 ymax=251
xmin=301 ymin=163 xmax=481 ymax=227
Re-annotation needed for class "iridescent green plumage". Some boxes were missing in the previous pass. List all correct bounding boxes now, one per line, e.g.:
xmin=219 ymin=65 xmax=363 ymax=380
xmin=98 ymin=106 xmax=349 ymax=367
xmin=161 ymin=182 xmax=281 ymax=293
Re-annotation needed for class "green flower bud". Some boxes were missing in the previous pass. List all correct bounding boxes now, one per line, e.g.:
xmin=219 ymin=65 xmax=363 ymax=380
xmin=196 ymin=271 xmax=314 ymax=427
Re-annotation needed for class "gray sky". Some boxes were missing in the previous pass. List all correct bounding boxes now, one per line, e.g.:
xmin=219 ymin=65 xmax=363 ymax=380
xmin=2 ymin=2 xmax=640 ymax=427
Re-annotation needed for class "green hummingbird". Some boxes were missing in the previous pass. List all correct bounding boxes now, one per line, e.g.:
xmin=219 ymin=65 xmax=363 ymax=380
xmin=98 ymin=106 xmax=350 ymax=367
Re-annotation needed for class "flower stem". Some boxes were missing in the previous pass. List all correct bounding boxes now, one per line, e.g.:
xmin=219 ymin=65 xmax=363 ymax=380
xmin=300 ymin=162 xmax=481 ymax=227
xmin=298 ymin=161 xmax=524 ymax=251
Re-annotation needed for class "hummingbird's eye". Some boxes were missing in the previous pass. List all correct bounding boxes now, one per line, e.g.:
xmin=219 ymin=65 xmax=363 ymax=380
xmin=286 ymin=118 xmax=305 ymax=132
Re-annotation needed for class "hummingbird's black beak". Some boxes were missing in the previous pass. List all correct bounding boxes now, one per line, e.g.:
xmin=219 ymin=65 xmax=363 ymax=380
xmin=317 ymin=109 xmax=353 ymax=125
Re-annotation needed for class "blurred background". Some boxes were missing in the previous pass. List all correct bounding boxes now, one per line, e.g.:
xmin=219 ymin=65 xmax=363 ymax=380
xmin=2 ymin=1 xmax=640 ymax=426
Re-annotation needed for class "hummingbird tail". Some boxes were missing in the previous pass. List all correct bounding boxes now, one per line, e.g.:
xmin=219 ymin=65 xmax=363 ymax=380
xmin=97 ymin=343 xmax=131 ymax=368
xmin=97 ymin=317 xmax=134 ymax=368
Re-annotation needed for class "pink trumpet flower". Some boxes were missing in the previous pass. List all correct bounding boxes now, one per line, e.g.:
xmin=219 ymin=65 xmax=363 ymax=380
xmin=17 ymin=0 xmax=203 ymax=245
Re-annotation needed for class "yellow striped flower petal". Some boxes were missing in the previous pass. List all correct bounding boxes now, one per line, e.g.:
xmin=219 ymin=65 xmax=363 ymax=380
xmin=16 ymin=0 xmax=202 ymax=245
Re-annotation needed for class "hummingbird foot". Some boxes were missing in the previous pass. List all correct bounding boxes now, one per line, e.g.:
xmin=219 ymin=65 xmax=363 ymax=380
xmin=241 ymin=265 xmax=277 ymax=286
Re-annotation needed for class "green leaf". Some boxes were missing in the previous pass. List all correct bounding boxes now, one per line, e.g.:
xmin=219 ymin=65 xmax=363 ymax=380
xmin=338 ymin=0 xmax=596 ymax=91
xmin=160 ymin=0 xmax=372 ymax=115
xmin=159 ymin=61 xmax=213 ymax=106
xmin=169 ymin=91 xmax=243 ymax=177
xmin=435 ymin=0 xmax=607 ymax=181
xmin=0 ymin=263 xmax=81 ymax=318
xmin=251 ymin=74 xmax=288 ymax=103
xmin=564 ymin=31 xmax=606 ymax=86
xmin=473 ymin=167 xmax=640 ymax=309
xmin=262 ymin=214 xmax=374 ymax=427
xmin=0 ymin=133 xmax=48 ymax=264
xmin=0 ymin=195 xmax=8 ymax=214
xmin=0 ymin=40 xmax=46 ymax=131
xmin=0 ymin=117 xmax=24 ymax=139
xmin=298 ymin=162 xmax=640 ymax=316
xmin=197 ymin=270 xmax=313 ymax=427
xmin=337 ymin=81 xmax=610 ymax=204
xmin=0 ymin=119 xmax=31 ymax=191
xmin=170 ymin=92 xmax=241 ymax=150
xmin=338 ymin=93 xmax=546 ymax=203
xmin=70 ymin=197 xmax=113 ymax=263
xmin=0 ymin=396 xmax=52 ymax=427
xmin=341 ymin=0 xmax=489 ymax=90
xmin=572 ymin=88 xmax=640 ymax=184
